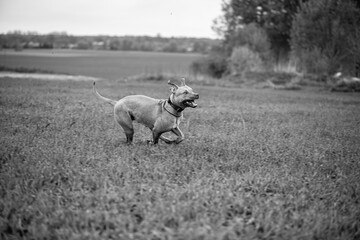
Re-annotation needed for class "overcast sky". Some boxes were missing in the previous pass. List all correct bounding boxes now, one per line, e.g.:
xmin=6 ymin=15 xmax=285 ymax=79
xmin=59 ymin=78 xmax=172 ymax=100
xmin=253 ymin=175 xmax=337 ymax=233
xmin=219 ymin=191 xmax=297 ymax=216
xmin=0 ymin=0 xmax=223 ymax=38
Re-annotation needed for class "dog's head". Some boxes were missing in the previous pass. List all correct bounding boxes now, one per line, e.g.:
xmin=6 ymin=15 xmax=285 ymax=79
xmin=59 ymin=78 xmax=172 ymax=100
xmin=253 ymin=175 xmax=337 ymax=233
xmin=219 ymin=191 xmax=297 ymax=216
xmin=168 ymin=78 xmax=199 ymax=109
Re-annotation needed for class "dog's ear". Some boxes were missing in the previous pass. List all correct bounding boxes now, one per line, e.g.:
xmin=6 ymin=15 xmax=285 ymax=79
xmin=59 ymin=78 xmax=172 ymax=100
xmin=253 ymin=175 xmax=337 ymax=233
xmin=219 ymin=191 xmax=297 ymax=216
xmin=168 ymin=80 xmax=179 ymax=89
xmin=168 ymin=80 xmax=179 ymax=93
xmin=180 ymin=78 xmax=186 ymax=86
xmin=169 ymin=86 xmax=177 ymax=93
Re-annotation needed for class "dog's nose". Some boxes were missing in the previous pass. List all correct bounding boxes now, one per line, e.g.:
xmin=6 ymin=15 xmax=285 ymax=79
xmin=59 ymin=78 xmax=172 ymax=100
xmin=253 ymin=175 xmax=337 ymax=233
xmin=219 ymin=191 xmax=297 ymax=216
xmin=194 ymin=93 xmax=199 ymax=99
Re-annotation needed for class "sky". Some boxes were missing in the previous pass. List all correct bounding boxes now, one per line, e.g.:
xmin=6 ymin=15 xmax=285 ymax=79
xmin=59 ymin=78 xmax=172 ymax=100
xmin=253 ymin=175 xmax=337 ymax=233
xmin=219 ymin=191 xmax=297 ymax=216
xmin=0 ymin=0 xmax=223 ymax=38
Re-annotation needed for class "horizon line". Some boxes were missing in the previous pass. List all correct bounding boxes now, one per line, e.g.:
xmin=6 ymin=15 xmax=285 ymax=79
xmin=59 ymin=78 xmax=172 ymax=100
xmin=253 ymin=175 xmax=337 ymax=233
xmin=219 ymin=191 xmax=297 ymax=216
xmin=0 ymin=29 xmax=220 ymax=40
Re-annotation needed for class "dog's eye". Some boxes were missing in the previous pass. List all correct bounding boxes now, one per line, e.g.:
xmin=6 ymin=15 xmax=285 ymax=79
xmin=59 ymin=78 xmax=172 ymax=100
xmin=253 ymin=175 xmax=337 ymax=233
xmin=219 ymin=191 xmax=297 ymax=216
xmin=184 ymin=90 xmax=188 ymax=94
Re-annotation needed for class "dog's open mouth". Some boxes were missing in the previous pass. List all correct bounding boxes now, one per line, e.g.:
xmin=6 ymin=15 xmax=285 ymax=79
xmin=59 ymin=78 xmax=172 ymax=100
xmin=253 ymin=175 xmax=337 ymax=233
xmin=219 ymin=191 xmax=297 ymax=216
xmin=183 ymin=100 xmax=197 ymax=108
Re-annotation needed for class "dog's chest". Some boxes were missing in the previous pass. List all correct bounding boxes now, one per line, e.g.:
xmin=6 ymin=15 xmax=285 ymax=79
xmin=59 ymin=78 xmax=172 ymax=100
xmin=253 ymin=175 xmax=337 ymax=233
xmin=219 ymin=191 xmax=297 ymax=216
xmin=155 ymin=113 xmax=181 ymax=131
xmin=175 ymin=117 xmax=181 ymax=126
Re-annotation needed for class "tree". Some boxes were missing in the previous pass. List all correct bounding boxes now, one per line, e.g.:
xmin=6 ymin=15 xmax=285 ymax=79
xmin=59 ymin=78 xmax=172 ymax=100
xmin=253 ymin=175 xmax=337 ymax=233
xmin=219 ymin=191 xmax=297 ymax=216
xmin=121 ymin=39 xmax=133 ymax=51
xmin=290 ymin=0 xmax=360 ymax=75
xmin=213 ymin=0 xmax=303 ymax=59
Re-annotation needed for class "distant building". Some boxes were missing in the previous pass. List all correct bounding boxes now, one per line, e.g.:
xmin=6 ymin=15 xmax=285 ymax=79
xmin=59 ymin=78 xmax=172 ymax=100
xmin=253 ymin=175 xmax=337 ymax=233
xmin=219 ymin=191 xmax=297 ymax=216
xmin=92 ymin=41 xmax=105 ymax=50
xmin=27 ymin=41 xmax=40 ymax=48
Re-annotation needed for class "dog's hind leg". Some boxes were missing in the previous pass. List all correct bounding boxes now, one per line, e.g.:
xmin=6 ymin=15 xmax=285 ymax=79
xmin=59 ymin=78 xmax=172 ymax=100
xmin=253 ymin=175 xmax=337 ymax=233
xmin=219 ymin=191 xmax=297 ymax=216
xmin=125 ymin=129 xmax=134 ymax=143
xmin=114 ymin=111 xmax=134 ymax=144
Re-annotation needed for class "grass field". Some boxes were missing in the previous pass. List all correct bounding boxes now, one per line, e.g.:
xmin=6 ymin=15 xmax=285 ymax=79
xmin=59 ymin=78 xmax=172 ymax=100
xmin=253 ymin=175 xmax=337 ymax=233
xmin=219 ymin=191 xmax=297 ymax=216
xmin=1 ymin=72 xmax=360 ymax=239
xmin=0 ymin=49 xmax=201 ymax=80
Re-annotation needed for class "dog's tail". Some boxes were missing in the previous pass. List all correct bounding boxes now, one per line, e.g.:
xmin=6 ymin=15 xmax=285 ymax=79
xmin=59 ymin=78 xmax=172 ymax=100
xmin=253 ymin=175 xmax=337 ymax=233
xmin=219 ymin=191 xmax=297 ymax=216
xmin=93 ymin=81 xmax=117 ymax=106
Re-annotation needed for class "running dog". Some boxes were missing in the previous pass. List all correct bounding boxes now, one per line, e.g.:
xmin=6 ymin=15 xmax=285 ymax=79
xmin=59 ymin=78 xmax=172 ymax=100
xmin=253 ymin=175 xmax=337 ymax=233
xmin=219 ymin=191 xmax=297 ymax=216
xmin=93 ymin=78 xmax=199 ymax=144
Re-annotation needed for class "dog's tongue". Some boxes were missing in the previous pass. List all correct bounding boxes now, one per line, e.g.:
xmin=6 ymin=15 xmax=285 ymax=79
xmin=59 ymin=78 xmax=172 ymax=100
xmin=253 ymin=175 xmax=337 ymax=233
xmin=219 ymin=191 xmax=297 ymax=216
xmin=187 ymin=100 xmax=197 ymax=108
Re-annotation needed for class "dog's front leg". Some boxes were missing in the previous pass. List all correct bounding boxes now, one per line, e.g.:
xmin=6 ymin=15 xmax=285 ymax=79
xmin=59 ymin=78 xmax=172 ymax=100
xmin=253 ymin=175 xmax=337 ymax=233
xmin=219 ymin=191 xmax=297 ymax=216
xmin=159 ymin=128 xmax=184 ymax=144
xmin=159 ymin=135 xmax=174 ymax=144
xmin=172 ymin=127 xmax=185 ymax=144
xmin=151 ymin=131 xmax=162 ymax=144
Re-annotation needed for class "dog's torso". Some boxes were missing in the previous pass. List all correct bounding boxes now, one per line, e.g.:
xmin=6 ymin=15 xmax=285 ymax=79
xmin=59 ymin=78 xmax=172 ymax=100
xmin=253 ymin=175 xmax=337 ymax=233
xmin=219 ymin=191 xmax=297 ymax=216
xmin=114 ymin=95 xmax=180 ymax=131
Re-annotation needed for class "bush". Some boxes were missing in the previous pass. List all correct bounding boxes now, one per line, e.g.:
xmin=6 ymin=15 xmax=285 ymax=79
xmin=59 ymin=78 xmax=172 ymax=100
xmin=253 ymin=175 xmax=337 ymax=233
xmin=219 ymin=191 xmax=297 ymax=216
xmin=227 ymin=23 xmax=271 ymax=62
xmin=229 ymin=46 xmax=264 ymax=75
xmin=190 ymin=54 xmax=228 ymax=79
xmin=290 ymin=0 xmax=360 ymax=76
xmin=292 ymin=47 xmax=338 ymax=76
xmin=191 ymin=23 xmax=272 ymax=79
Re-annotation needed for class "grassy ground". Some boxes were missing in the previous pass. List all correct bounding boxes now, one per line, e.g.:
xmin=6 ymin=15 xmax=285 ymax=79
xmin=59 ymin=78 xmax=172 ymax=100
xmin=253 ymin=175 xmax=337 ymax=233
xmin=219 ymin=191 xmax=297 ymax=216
xmin=0 ymin=78 xmax=360 ymax=239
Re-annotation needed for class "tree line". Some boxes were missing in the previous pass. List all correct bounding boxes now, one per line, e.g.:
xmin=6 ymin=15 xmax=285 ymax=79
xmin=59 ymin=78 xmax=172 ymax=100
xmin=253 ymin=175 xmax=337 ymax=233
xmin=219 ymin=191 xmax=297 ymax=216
xmin=194 ymin=0 xmax=360 ymax=78
xmin=0 ymin=31 xmax=219 ymax=54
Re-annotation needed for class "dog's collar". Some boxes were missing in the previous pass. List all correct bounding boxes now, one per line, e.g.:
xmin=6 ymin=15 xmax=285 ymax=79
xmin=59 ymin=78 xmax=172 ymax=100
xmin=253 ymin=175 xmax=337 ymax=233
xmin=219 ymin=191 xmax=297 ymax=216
xmin=163 ymin=98 xmax=183 ymax=117
xmin=167 ymin=96 xmax=184 ymax=112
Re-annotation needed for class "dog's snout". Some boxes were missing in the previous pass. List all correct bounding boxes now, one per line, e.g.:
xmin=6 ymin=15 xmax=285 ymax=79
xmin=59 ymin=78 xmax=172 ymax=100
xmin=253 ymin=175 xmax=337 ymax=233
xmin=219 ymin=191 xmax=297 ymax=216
xmin=194 ymin=93 xmax=199 ymax=99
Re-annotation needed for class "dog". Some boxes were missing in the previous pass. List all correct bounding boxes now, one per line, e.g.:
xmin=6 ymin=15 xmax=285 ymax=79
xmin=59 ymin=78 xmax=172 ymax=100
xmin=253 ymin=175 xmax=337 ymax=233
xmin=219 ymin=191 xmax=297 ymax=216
xmin=93 ymin=78 xmax=199 ymax=144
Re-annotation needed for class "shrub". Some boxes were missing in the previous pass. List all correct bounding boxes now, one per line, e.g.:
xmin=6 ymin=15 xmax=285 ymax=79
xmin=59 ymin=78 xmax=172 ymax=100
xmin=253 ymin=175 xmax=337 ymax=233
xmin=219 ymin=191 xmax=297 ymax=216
xmin=190 ymin=54 xmax=228 ymax=79
xmin=273 ymin=60 xmax=299 ymax=75
xmin=227 ymin=23 xmax=272 ymax=62
xmin=292 ymin=47 xmax=337 ymax=76
xmin=229 ymin=46 xmax=264 ymax=75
